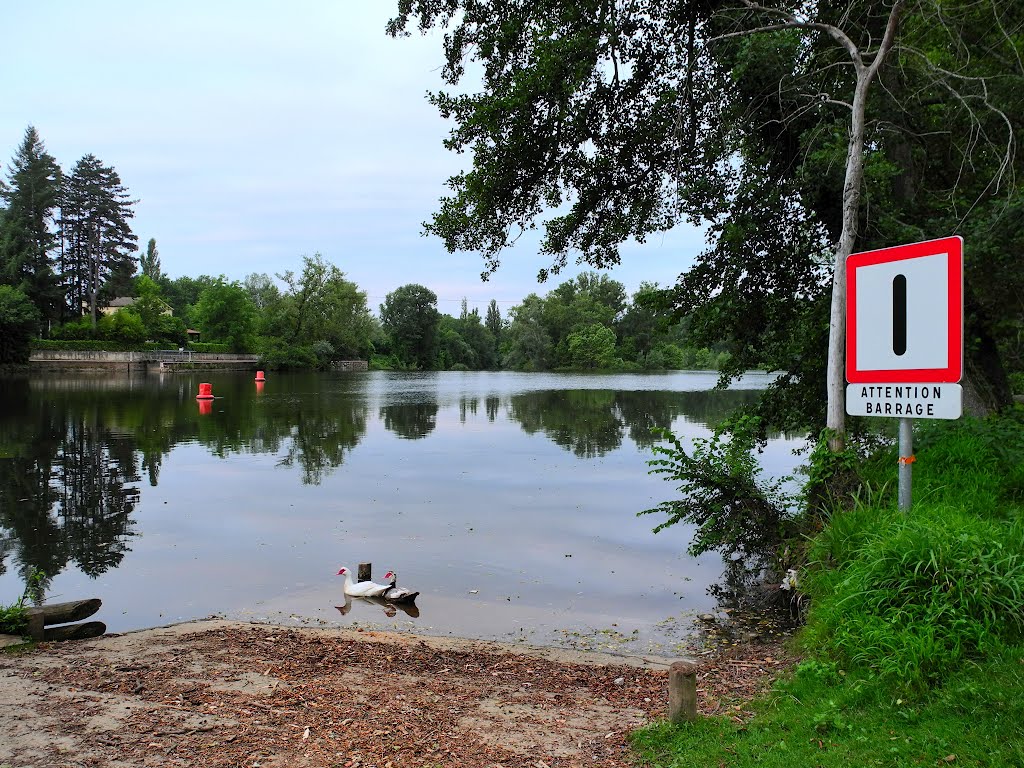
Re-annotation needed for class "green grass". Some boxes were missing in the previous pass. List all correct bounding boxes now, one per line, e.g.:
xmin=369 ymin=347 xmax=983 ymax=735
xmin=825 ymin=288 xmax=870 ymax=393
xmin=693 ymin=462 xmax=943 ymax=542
xmin=633 ymin=648 xmax=1024 ymax=767
xmin=633 ymin=407 xmax=1024 ymax=766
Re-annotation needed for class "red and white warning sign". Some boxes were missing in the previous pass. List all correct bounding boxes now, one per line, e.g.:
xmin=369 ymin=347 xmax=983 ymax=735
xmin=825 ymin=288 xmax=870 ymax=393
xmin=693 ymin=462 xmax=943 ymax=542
xmin=845 ymin=236 xmax=963 ymax=419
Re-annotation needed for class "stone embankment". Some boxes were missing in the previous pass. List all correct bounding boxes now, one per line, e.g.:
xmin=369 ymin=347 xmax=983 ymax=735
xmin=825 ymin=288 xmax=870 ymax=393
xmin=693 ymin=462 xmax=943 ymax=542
xmin=30 ymin=349 xmax=260 ymax=372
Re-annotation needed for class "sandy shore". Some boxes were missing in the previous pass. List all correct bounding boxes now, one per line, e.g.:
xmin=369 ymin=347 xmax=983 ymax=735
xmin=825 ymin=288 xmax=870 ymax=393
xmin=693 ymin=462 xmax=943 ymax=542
xmin=0 ymin=619 xmax=795 ymax=767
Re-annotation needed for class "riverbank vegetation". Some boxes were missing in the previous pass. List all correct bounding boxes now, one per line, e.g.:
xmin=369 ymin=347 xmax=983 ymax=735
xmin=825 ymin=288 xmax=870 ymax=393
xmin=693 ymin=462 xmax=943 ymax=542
xmin=634 ymin=408 xmax=1024 ymax=766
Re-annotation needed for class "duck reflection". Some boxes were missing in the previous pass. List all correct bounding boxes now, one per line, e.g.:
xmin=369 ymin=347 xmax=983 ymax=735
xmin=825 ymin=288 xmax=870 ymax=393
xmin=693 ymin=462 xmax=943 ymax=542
xmin=336 ymin=594 xmax=421 ymax=619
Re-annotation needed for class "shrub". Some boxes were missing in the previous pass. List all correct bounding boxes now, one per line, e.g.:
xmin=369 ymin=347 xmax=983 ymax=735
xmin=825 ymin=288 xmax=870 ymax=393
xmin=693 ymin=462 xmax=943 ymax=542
xmin=50 ymin=317 xmax=95 ymax=340
xmin=803 ymin=505 xmax=1024 ymax=690
xmin=97 ymin=309 xmax=146 ymax=344
xmin=256 ymin=339 xmax=317 ymax=369
xmin=640 ymin=414 xmax=797 ymax=557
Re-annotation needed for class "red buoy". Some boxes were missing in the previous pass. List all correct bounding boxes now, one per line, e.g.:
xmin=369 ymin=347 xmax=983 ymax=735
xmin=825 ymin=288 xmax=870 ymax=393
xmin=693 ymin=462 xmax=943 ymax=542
xmin=255 ymin=370 xmax=266 ymax=382
xmin=196 ymin=382 xmax=214 ymax=400
xmin=197 ymin=399 xmax=213 ymax=416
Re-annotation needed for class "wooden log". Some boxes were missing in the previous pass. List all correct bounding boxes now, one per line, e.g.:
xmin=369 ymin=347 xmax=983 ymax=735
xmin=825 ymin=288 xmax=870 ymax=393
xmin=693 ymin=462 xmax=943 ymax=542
xmin=25 ymin=599 xmax=102 ymax=640
xmin=26 ymin=599 xmax=102 ymax=626
xmin=668 ymin=660 xmax=699 ymax=723
xmin=357 ymin=562 xmax=372 ymax=582
xmin=43 ymin=621 xmax=106 ymax=642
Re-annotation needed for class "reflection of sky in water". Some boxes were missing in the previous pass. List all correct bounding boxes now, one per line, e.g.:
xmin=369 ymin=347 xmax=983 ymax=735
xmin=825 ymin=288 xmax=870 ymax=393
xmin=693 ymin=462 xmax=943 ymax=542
xmin=0 ymin=371 xmax=804 ymax=652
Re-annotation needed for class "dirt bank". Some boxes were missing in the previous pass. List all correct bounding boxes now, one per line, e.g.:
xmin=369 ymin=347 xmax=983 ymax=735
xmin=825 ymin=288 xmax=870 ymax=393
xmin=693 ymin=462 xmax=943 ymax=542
xmin=0 ymin=619 xmax=795 ymax=767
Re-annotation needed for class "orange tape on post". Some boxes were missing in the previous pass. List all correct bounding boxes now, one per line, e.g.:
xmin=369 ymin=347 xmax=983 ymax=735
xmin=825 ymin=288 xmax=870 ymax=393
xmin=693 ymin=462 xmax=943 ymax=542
xmin=898 ymin=455 xmax=916 ymax=466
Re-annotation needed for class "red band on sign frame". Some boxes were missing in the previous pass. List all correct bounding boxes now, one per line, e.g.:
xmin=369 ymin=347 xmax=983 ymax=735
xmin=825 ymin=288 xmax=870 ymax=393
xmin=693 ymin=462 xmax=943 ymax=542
xmin=846 ymin=236 xmax=963 ymax=384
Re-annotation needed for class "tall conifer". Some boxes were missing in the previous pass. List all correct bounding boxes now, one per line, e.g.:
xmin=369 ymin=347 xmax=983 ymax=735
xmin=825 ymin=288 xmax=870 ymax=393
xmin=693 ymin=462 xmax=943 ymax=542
xmin=0 ymin=126 xmax=62 ymax=326
xmin=59 ymin=154 xmax=138 ymax=326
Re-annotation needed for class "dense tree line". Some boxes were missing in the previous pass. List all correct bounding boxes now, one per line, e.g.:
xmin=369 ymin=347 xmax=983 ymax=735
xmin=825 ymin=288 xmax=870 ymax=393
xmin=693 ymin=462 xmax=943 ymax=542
xmin=0 ymin=127 xmax=746 ymax=372
xmin=0 ymin=125 xmax=711 ymax=370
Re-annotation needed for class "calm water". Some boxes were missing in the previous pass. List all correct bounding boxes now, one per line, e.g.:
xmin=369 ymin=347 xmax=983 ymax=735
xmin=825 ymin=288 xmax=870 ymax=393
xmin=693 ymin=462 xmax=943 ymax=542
xmin=0 ymin=370 xmax=802 ymax=654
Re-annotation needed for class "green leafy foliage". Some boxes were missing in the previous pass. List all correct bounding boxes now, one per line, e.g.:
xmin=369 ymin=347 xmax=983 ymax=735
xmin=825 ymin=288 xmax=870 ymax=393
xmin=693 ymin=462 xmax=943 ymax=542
xmin=0 ymin=568 xmax=46 ymax=636
xmin=566 ymin=323 xmax=618 ymax=369
xmin=380 ymin=284 xmax=441 ymax=369
xmin=191 ymin=277 xmax=257 ymax=352
xmin=0 ymin=285 xmax=41 ymax=363
xmin=640 ymin=415 xmax=796 ymax=557
xmin=97 ymin=309 xmax=146 ymax=344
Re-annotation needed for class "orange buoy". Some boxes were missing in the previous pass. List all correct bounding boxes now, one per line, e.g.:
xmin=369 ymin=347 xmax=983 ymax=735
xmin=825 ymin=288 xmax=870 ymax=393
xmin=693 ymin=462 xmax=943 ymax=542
xmin=255 ymin=370 xmax=266 ymax=382
xmin=196 ymin=382 xmax=214 ymax=400
xmin=197 ymin=399 xmax=213 ymax=416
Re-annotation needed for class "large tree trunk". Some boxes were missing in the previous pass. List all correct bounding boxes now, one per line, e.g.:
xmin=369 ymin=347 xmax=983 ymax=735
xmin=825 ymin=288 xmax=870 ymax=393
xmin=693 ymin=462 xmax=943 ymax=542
xmin=825 ymin=3 xmax=904 ymax=452
xmin=825 ymin=71 xmax=872 ymax=452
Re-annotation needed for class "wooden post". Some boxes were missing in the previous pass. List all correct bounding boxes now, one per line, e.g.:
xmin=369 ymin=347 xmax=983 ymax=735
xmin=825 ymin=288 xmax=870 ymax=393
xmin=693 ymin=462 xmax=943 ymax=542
xmin=668 ymin=660 xmax=699 ymax=723
xmin=27 ymin=610 xmax=45 ymax=642
xmin=357 ymin=563 xmax=372 ymax=583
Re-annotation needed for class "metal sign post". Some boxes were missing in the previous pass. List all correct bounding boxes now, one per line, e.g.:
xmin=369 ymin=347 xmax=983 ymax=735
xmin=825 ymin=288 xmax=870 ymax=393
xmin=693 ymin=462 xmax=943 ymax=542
xmin=846 ymin=236 xmax=964 ymax=512
xmin=898 ymin=418 xmax=913 ymax=511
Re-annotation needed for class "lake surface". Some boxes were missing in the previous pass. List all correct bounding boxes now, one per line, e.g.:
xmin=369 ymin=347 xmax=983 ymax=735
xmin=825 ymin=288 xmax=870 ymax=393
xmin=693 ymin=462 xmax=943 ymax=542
xmin=0 ymin=370 xmax=803 ymax=654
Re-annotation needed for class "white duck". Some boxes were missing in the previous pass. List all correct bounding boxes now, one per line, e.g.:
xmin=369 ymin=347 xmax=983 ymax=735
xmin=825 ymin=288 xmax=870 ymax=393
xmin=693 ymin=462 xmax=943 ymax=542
xmin=337 ymin=566 xmax=390 ymax=597
xmin=381 ymin=571 xmax=420 ymax=603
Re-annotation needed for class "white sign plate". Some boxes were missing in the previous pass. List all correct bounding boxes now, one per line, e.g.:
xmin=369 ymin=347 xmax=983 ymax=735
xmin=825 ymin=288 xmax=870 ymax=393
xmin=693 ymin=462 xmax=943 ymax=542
xmin=845 ymin=383 xmax=962 ymax=420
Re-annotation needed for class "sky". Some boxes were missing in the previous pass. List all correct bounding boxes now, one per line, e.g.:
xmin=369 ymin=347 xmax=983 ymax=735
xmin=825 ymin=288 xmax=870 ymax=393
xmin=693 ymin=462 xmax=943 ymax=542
xmin=3 ymin=2 xmax=705 ymax=317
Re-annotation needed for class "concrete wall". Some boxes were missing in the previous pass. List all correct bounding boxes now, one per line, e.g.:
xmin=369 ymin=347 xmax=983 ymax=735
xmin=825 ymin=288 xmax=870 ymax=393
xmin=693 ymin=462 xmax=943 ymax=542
xmin=29 ymin=350 xmax=260 ymax=371
xmin=330 ymin=360 xmax=369 ymax=371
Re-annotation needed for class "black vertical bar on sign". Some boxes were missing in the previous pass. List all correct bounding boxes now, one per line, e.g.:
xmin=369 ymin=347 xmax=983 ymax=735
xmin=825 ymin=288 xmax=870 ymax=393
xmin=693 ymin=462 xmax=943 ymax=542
xmin=893 ymin=274 xmax=907 ymax=356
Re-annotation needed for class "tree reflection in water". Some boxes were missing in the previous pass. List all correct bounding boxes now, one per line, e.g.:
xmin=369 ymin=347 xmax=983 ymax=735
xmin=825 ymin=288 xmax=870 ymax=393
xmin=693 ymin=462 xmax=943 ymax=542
xmin=0 ymin=372 xmax=782 ymax=611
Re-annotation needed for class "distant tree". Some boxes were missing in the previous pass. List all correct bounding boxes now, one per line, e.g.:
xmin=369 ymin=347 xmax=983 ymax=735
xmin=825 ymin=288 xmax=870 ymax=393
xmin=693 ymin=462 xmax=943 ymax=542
xmin=191 ymin=277 xmax=256 ymax=352
xmin=458 ymin=312 xmax=498 ymax=369
xmin=131 ymin=275 xmax=186 ymax=345
xmin=59 ymin=154 xmax=138 ymax=326
xmin=243 ymin=272 xmax=285 ymax=337
xmin=503 ymin=294 xmax=552 ymax=371
xmin=435 ymin=303 xmax=498 ymax=370
xmin=380 ymin=284 xmax=441 ymax=368
xmin=542 ymin=272 xmax=626 ymax=366
xmin=243 ymin=272 xmax=281 ymax=313
xmin=277 ymin=254 xmax=376 ymax=358
xmin=0 ymin=285 xmax=41 ymax=363
xmin=485 ymin=299 xmax=502 ymax=351
xmin=158 ymin=274 xmax=216 ymax=326
xmin=619 ymin=283 xmax=667 ymax=367
xmin=437 ymin=315 xmax=476 ymax=369
xmin=566 ymin=323 xmax=618 ymax=369
xmin=0 ymin=126 xmax=62 ymax=326
xmin=139 ymin=238 xmax=162 ymax=281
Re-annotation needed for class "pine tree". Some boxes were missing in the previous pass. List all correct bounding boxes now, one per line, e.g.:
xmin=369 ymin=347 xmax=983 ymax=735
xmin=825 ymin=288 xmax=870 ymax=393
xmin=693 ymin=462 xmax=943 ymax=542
xmin=59 ymin=154 xmax=138 ymax=326
xmin=0 ymin=126 xmax=62 ymax=326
